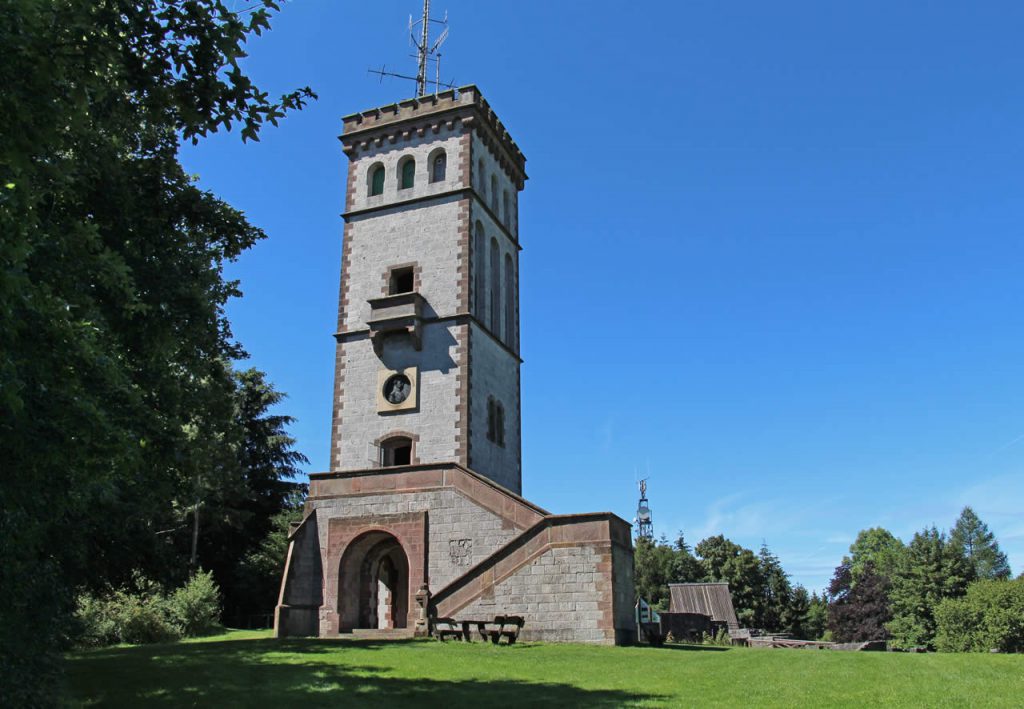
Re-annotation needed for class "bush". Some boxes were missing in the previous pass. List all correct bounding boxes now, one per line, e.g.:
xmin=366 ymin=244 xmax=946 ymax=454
xmin=935 ymin=578 xmax=1024 ymax=653
xmin=168 ymin=569 xmax=222 ymax=637
xmin=74 ymin=571 xmax=223 ymax=647
xmin=701 ymin=628 xmax=731 ymax=646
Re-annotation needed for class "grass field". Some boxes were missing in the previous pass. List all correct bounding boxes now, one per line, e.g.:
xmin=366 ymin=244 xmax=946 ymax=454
xmin=67 ymin=630 xmax=1024 ymax=707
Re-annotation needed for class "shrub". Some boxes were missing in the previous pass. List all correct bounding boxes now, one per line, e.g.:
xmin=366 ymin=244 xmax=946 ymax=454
xmin=701 ymin=628 xmax=731 ymax=646
xmin=935 ymin=578 xmax=1024 ymax=653
xmin=74 ymin=571 xmax=223 ymax=647
xmin=168 ymin=570 xmax=222 ymax=637
xmin=112 ymin=586 xmax=178 ymax=645
xmin=75 ymin=575 xmax=178 ymax=647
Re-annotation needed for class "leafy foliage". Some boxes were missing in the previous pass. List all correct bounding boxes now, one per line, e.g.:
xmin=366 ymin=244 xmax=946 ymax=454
xmin=187 ymin=368 xmax=308 ymax=625
xmin=633 ymin=536 xmax=682 ymax=611
xmin=0 ymin=1 xmax=313 ymax=702
xmin=167 ymin=570 xmax=223 ymax=638
xmin=827 ymin=561 xmax=892 ymax=642
xmin=934 ymin=578 xmax=1024 ymax=653
xmin=634 ymin=532 xmax=804 ymax=633
xmin=845 ymin=528 xmax=905 ymax=583
xmin=695 ymin=535 xmax=763 ymax=627
xmin=75 ymin=571 xmax=224 ymax=647
xmin=232 ymin=501 xmax=306 ymax=624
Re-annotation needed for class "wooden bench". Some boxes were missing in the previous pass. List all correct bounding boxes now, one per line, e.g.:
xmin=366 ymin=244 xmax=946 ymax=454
xmin=432 ymin=615 xmax=525 ymax=644
xmin=477 ymin=615 xmax=525 ymax=645
xmin=433 ymin=617 xmax=466 ymax=642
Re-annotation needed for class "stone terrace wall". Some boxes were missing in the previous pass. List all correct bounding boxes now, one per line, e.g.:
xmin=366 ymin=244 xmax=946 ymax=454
xmin=432 ymin=514 xmax=635 ymax=644
xmin=458 ymin=543 xmax=613 ymax=643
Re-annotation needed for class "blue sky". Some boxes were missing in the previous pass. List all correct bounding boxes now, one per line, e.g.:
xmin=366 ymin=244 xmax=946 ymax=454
xmin=182 ymin=1 xmax=1024 ymax=591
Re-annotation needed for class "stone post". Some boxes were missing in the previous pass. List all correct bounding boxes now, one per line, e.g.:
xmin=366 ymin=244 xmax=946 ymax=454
xmin=414 ymin=584 xmax=431 ymax=637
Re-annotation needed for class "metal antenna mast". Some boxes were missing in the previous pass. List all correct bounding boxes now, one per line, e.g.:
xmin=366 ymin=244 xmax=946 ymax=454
xmin=635 ymin=479 xmax=654 ymax=541
xmin=416 ymin=0 xmax=431 ymax=96
xmin=368 ymin=1 xmax=453 ymax=97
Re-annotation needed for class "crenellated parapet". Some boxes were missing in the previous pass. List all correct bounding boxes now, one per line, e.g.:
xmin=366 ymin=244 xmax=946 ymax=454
xmin=340 ymin=85 xmax=527 ymax=189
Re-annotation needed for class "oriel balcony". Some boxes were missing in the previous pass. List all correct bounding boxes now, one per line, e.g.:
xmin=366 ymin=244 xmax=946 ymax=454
xmin=367 ymin=292 xmax=424 ymax=355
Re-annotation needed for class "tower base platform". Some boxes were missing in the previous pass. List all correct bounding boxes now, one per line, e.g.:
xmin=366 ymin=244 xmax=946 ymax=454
xmin=274 ymin=462 xmax=636 ymax=645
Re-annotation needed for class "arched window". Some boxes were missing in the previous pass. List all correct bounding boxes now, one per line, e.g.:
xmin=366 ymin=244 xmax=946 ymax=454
xmin=504 ymin=254 xmax=515 ymax=346
xmin=369 ymin=164 xmax=385 ymax=196
xmin=430 ymin=150 xmax=446 ymax=183
xmin=502 ymin=191 xmax=510 ymax=227
xmin=379 ymin=435 xmax=413 ymax=466
xmin=474 ymin=223 xmax=486 ymax=318
xmin=399 ymin=157 xmax=415 ymax=190
xmin=490 ymin=175 xmax=499 ymax=212
xmin=489 ymin=238 xmax=501 ymax=332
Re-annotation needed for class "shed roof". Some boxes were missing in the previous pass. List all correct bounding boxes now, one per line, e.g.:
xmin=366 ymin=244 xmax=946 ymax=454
xmin=668 ymin=583 xmax=740 ymax=629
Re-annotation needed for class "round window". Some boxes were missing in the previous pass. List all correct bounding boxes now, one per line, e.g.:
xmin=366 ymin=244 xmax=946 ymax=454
xmin=383 ymin=373 xmax=412 ymax=405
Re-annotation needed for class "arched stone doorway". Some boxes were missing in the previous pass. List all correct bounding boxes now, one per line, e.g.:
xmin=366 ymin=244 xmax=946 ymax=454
xmin=337 ymin=531 xmax=410 ymax=630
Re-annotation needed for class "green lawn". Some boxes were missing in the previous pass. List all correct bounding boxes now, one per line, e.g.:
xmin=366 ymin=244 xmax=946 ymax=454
xmin=66 ymin=630 xmax=1024 ymax=707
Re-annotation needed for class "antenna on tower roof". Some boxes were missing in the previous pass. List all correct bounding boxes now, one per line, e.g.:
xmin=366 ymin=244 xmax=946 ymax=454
xmin=368 ymin=1 xmax=455 ymax=97
xmin=635 ymin=478 xmax=653 ymax=541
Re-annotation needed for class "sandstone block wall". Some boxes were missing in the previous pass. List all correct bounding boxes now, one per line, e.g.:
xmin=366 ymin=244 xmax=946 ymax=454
xmin=457 ymin=544 xmax=614 ymax=643
xmin=311 ymin=487 xmax=522 ymax=593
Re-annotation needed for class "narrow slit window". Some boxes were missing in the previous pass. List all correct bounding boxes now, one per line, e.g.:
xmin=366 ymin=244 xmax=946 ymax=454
xmin=504 ymin=254 xmax=515 ymax=346
xmin=496 ymin=403 xmax=505 ymax=447
xmin=490 ymin=239 xmax=501 ymax=332
xmin=474 ymin=224 xmax=486 ymax=318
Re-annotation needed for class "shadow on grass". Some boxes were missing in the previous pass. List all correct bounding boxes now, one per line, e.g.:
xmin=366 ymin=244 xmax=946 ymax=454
xmin=68 ymin=637 xmax=663 ymax=708
xmin=657 ymin=643 xmax=731 ymax=652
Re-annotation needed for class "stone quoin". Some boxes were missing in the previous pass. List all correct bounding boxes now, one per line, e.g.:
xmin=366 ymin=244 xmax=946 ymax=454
xmin=274 ymin=86 xmax=636 ymax=644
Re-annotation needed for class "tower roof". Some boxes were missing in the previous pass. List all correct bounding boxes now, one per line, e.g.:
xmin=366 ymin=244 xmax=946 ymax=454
xmin=340 ymin=85 xmax=527 ymax=187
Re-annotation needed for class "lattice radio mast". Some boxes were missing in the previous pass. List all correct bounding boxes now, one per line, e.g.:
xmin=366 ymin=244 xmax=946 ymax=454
xmin=635 ymin=479 xmax=653 ymax=541
xmin=368 ymin=1 xmax=454 ymax=97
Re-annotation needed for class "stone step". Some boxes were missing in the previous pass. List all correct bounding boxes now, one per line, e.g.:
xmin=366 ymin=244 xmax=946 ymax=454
xmin=347 ymin=627 xmax=416 ymax=640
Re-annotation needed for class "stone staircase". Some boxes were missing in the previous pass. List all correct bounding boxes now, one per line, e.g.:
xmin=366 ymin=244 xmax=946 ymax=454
xmin=346 ymin=627 xmax=416 ymax=640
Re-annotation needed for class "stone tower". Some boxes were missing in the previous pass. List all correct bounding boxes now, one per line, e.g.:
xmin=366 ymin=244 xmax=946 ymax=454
xmin=275 ymin=86 xmax=636 ymax=645
xmin=331 ymin=86 xmax=524 ymax=494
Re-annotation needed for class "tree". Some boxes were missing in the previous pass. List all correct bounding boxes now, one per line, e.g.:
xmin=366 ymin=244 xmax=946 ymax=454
xmin=233 ymin=496 xmax=306 ymax=626
xmin=634 ymin=535 xmax=679 ymax=611
xmin=185 ymin=367 xmax=309 ymax=624
xmin=950 ymin=507 xmax=1011 ymax=581
xmin=756 ymin=542 xmax=792 ymax=631
xmin=695 ymin=535 xmax=764 ymax=626
xmin=783 ymin=585 xmax=811 ymax=639
xmin=0 ymin=2 xmax=313 ymax=702
xmin=671 ymin=532 xmax=705 ymax=585
xmin=845 ymin=528 xmax=905 ymax=583
xmin=805 ymin=591 xmax=829 ymax=641
xmin=887 ymin=527 xmax=972 ymax=649
xmin=827 ymin=561 xmax=892 ymax=643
